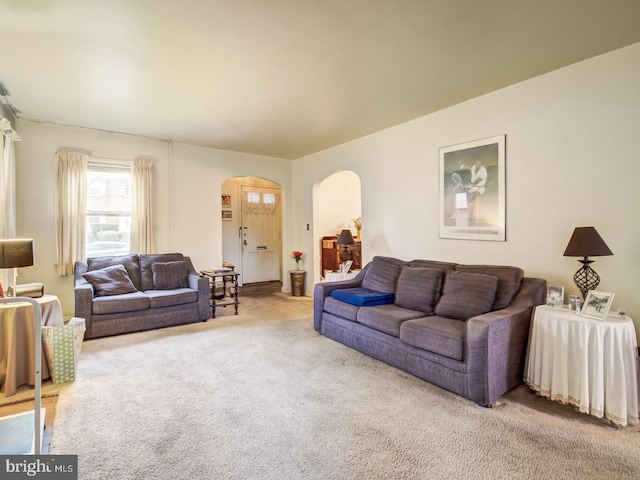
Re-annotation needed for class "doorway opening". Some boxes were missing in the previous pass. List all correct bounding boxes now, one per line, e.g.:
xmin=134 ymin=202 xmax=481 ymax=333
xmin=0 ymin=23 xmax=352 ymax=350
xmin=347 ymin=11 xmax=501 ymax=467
xmin=221 ymin=177 xmax=283 ymax=288
xmin=313 ymin=171 xmax=362 ymax=283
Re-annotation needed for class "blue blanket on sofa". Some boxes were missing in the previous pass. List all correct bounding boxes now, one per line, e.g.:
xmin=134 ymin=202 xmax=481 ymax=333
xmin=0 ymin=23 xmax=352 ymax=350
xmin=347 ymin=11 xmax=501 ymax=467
xmin=330 ymin=287 xmax=394 ymax=306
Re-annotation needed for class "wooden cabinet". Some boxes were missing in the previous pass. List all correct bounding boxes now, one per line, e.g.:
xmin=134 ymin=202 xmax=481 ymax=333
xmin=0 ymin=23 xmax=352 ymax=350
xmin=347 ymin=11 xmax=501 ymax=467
xmin=320 ymin=236 xmax=361 ymax=277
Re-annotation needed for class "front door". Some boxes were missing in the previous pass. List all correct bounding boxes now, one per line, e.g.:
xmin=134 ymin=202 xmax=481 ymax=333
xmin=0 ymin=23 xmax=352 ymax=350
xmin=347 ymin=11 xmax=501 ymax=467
xmin=241 ymin=186 xmax=281 ymax=283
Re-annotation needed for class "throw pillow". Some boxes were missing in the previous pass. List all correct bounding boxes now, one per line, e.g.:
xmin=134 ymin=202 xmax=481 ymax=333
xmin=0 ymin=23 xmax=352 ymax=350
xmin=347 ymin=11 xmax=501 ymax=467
xmin=395 ymin=266 xmax=442 ymax=314
xmin=455 ymin=265 xmax=524 ymax=310
xmin=434 ymin=272 xmax=498 ymax=320
xmin=139 ymin=253 xmax=185 ymax=291
xmin=82 ymin=264 xmax=138 ymax=297
xmin=87 ymin=254 xmax=141 ymax=290
xmin=151 ymin=261 xmax=189 ymax=290
xmin=361 ymin=256 xmax=407 ymax=293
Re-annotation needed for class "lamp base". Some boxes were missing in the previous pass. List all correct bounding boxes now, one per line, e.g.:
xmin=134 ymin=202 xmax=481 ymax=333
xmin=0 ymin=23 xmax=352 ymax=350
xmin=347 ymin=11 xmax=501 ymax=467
xmin=573 ymin=258 xmax=600 ymax=300
xmin=340 ymin=246 xmax=352 ymax=264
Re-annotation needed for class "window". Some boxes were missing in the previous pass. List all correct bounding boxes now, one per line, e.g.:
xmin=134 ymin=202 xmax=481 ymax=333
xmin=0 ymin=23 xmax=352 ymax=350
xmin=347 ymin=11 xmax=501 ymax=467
xmin=85 ymin=162 xmax=132 ymax=258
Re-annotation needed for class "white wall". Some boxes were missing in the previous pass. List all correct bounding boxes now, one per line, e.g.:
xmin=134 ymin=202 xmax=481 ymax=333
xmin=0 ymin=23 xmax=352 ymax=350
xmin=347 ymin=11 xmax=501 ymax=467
xmin=14 ymin=121 xmax=292 ymax=317
xmin=317 ymin=170 xmax=361 ymax=238
xmin=294 ymin=43 xmax=640 ymax=338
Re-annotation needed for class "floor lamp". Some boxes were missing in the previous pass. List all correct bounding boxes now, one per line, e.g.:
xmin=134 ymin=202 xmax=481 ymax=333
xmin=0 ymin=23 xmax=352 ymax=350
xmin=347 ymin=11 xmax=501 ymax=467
xmin=0 ymin=239 xmax=42 ymax=455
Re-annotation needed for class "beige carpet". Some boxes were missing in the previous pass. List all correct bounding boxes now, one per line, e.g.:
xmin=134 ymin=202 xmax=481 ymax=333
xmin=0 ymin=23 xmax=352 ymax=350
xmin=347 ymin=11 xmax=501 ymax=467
xmin=48 ymin=288 xmax=640 ymax=479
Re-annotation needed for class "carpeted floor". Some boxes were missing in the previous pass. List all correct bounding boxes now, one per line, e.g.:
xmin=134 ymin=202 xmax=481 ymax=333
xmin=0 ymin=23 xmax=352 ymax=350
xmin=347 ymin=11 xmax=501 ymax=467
xmin=11 ymin=283 xmax=640 ymax=478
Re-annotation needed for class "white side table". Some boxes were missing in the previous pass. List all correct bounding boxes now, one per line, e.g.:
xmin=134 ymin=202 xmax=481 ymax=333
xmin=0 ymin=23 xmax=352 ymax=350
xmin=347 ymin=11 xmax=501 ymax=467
xmin=524 ymin=305 xmax=639 ymax=426
xmin=323 ymin=271 xmax=360 ymax=282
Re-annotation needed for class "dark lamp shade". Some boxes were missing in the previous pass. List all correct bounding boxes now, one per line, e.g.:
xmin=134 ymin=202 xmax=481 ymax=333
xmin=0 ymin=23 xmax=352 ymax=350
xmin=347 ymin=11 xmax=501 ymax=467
xmin=336 ymin=229 xmax=355 ymax=246
xmin=563 ymin=227 xmax=613 ymax=258
xmin=0 ymin=239 xmax=35 ymax=268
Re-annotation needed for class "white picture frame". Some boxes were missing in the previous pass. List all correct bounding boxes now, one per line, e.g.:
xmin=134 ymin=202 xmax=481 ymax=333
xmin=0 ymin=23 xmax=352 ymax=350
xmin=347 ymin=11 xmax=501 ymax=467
xmin=546 ymin=285 xmax=564 ymax=307
xmin=580 ymin=290 xmax=615 ymax=321
xmin=439 ymin=135 xmax=506 ymax=241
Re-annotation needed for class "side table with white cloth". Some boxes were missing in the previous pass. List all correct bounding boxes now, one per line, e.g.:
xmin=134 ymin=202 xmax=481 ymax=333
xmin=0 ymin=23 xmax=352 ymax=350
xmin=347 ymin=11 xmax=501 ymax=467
xmin=0 ymin=295 xmax=64 ymax=396
xmin=524 ymin=304 xmax=639 ymax=427
xmin=323 ymin=271 xmax=360 ymax=282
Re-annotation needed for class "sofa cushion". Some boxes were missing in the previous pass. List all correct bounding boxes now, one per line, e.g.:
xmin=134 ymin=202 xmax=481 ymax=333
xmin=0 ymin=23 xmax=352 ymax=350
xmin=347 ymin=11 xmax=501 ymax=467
xmin=357 ymin=304 xmax=427 ymax=337
xmin=395 ymin=266 xmax=442 ymax=315
xmin=400 ymin=316 xmax=466 ymax=361
xmin=82 ymin=264 xmax=138 ymax=297
xmin=91 ymin=291 xmax=150 ymax=315
xmin=331 ymin=288 xmax=394 ymax=307
xmin=361 ymin=256 xmax=407 ymax=293
xmin=455 ymin=265 xmax=524 ymax=310
xmin=145 ymin=288 xmax=198 ymax=308
xmin=324 ymin=296 xmax=360 ymax=322
xmin=434 ymin=272 xmax=498 ymax=320
xmin=152 ymin=261 xmax=189 ymax=290
xmin=87 ymin=254 xmax=141 ymax=290
xmin=139 ymin=253 xmax=185 ymax=291
xmin=408 ymin=259 xmax=457 ymax=274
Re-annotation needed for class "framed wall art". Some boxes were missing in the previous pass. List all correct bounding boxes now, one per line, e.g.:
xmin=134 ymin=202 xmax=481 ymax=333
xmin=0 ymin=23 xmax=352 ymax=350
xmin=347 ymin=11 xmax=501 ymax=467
xmin=439 ymin=135 xmax=506 ymax=241
xmin=222 ymin=210 xmax=232 ymax=221
xmin=221 ymin=194 xmax=231 ymax=209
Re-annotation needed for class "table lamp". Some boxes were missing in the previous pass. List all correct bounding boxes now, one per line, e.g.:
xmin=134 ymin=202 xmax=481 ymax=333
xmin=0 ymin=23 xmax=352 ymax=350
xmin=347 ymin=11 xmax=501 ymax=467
xmin=0 ymin=238 xmax=35 ymax=297
xmin=337 ymin=229 xmax=356 ymax=264
xmin=563 ymin=227 xmax=613 ymax=300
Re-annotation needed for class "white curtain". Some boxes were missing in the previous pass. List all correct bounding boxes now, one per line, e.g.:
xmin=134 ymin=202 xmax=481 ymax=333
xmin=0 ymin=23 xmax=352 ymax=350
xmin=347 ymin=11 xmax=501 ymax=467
xmin=130 ymin=156 xmax=154 ymax=254
xmin=1 ymin=116 xmax=21 ymax=290
xmin=55 ymin=149 xmax=88 ymax=276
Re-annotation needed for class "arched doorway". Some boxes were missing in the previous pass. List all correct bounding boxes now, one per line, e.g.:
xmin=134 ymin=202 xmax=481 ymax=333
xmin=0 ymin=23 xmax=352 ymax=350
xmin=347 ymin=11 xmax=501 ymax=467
xmin=313 ymin=171 xmax=362 ymax=283
xmin=221 ymin=177 xmax=283 ymax=285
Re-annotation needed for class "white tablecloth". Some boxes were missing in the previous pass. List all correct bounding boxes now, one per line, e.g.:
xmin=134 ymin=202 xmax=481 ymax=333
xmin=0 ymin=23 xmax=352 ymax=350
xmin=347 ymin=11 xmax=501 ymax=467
xmin=524 ymin=305 xmax=639 ymax=426
xmin=323 ymin=271 xmax=359 ymax=282
xmin=0 ymin=295 xmax=64 ymax=396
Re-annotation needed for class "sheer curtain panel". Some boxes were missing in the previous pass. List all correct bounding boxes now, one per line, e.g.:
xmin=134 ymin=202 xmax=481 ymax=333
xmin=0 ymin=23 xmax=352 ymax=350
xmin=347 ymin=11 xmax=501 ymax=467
xmin=1 ymin=116 xmax=21 ymax=290
xmin=55 ymin=149 xmax=88 ymax=276
xmin=130 ymin=156 xmax=154 ymax=254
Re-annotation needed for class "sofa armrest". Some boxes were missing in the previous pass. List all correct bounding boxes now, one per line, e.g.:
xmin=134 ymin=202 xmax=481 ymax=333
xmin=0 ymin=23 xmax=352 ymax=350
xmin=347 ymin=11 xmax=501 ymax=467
xmin=74 ymin=281 xmax=95 ymax=336
xmin=465 ymin=277 xmax=546 ymax=406
xmin=313 ymin=267 xmax=368 ymax=332
xmin=189 ymin=274 xmax=211 ymax=320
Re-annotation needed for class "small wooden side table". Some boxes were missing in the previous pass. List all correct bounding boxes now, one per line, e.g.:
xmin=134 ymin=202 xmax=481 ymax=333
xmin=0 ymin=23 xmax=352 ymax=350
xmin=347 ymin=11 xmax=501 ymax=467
xmin=201 ymin=270 xmax=240 ymax=318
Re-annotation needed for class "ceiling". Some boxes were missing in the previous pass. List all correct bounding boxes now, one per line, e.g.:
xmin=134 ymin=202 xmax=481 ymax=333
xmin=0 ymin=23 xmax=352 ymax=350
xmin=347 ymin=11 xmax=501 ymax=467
xmin=1 ymin=0 xmax=640 ymax=159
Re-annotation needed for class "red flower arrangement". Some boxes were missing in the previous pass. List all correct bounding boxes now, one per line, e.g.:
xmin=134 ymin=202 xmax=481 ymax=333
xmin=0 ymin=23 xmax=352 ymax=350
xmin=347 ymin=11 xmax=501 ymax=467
xmin=291 ymin=250 xmax=304 ymax=270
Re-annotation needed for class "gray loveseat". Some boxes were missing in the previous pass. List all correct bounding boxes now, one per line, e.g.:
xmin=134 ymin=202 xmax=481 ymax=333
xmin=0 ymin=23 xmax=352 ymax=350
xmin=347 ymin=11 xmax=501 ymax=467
xmin=75 ymin=253 xmax=210 ymax=339
xmin=314 ymin=256 xmax=546 ymax=406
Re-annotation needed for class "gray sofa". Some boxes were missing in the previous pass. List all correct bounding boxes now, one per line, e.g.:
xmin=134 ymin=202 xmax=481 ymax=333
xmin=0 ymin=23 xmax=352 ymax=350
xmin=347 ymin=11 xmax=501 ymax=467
xmin=75 ymin=253 xmax=211 ymax=339
xmin=314 ymin=256 xmax=546 ymax=406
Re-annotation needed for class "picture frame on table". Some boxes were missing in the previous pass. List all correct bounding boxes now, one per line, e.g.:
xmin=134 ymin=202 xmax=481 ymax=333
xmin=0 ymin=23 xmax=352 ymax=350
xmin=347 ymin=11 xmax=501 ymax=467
xmin=546 ymin=285 xmax=564 ymax=307
xmin=439 ymin=135 xmax=506 ymax=241
xmin=580 ymin=290 xmax=615 ymax=321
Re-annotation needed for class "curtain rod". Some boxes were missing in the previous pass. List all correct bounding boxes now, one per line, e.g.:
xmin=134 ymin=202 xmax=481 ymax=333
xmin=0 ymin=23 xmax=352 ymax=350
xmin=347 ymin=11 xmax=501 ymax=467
xmin=89 ymin=157 xmax=131 ymax=169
